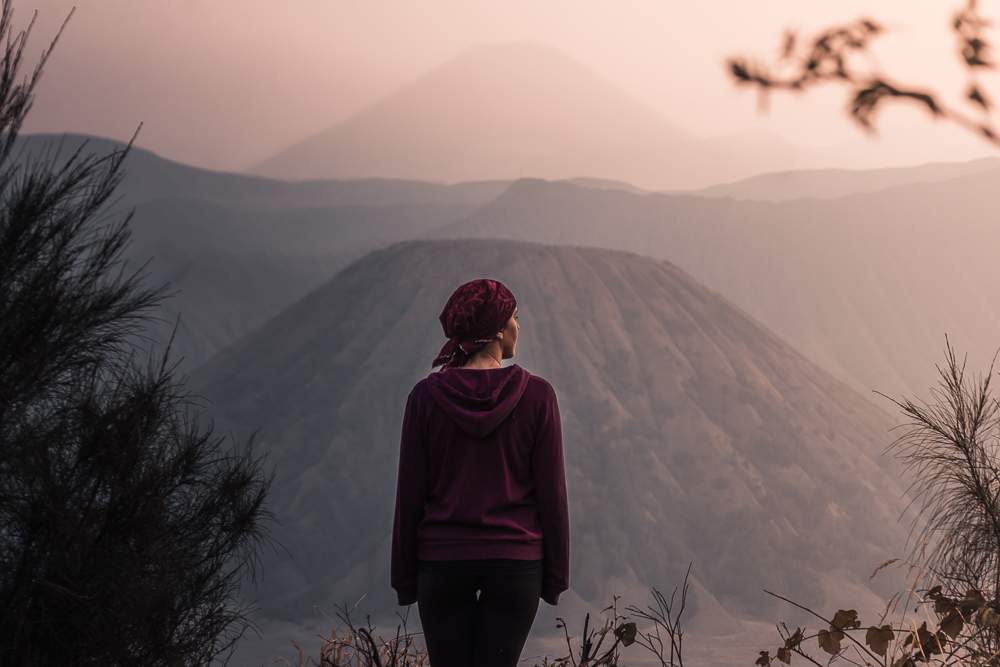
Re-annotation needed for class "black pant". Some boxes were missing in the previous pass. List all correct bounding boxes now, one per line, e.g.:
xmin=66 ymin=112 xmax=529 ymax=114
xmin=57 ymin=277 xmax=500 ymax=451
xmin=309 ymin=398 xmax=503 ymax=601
xmin=417 ymin=571 xmax=541 ymax=667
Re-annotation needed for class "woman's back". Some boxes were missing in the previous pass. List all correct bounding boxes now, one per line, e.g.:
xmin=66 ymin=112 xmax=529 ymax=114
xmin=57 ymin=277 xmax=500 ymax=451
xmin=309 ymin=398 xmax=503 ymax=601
xmin=390 ymin=278 xmax=568 ymax=667
xmin=393 ymin=365 xmax=568 ymax=602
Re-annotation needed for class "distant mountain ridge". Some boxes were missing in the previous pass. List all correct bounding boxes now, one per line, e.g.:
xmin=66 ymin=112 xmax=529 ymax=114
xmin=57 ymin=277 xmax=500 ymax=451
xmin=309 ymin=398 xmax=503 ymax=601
xmin=429 ymin=173 xmax=1000 ymax=400
xmin=26 ymin=133 xmax=1000 ymax=405
xmin=15 ymin=134 xmax=510 ymax=209
xmin=691 ymin=157 xmax=1000 ymax=202
xmin=190 ymin=240 xmax=910 ymax=632
xmin=251 ymin=42 xmax=822 ymax=190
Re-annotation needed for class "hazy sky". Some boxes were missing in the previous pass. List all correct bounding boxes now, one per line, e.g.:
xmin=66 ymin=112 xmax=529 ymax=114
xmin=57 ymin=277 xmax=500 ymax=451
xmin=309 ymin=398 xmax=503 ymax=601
xmin=18 ymin=0 xmax=1000 ymax=173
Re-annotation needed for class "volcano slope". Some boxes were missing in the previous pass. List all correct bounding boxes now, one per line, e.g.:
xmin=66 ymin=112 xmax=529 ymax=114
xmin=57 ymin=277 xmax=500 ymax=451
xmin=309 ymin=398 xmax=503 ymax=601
xmin=190 ymin=240 xmax=909 ymax=625
xmin=429 ymin=174 xmax=1000 ymax=401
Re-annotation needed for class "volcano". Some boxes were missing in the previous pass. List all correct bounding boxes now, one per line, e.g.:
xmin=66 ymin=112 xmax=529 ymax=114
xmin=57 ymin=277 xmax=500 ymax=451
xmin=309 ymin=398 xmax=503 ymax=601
xmin=250 ymin=42 xmax=810 ymax=189
xmin=191 ymin=239 xmax=909 ymax=631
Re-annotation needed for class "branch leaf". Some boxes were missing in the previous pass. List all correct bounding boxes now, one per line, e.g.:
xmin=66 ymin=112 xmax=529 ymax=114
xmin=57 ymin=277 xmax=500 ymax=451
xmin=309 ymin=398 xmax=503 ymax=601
xmin=613 ymin=622 xmax=637 ymax=647
xmin=969 ymin=85 xmax=991 ymax=109
xmin=829 ymin=609 xmax=861 ymax=640
xmin=866 ymin=625 xmax=894 ymax=657
xmin=959 ymin=589 xmax=987 ymax=616
xmin=784 ymin=628 xmax=804 ymax=650
xmin=978 ymin=606 xmax=1000 ymax=627
xmin=911 ymin=621 xmax=945 ymax=655
xmin=818 ymin=628 xmax=841 ymax=655
xmin=940 ymin=609 xmax=964 ymax=639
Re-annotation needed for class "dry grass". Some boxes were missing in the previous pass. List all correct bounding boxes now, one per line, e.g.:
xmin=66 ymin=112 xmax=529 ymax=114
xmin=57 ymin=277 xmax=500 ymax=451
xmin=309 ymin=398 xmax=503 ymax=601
xmin=278 ymin=574 xmax=689 ymax=667
xmin=275 ymin=603 xmax=429 ymax=667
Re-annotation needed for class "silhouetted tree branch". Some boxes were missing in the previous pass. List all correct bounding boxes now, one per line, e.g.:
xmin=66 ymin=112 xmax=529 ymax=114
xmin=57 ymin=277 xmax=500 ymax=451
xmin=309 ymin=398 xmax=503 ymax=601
xmin=0 ymin=1 xmax=276 ymax=665
xmin=728 ymin=0 xmax=1000 ymax=146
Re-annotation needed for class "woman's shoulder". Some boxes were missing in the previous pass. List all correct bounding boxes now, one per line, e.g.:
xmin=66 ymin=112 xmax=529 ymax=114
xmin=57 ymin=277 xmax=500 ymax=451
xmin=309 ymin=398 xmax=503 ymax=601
xmin=522 ymin=371 xmax=557 ymax=403
xmin=406 ymin=376 xmax=434 ymax=403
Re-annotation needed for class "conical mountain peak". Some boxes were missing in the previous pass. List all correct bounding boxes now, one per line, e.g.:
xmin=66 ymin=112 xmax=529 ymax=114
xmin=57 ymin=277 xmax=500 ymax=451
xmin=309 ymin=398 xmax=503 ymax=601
xmin=251 ymin=41 xmax=690 ymax=183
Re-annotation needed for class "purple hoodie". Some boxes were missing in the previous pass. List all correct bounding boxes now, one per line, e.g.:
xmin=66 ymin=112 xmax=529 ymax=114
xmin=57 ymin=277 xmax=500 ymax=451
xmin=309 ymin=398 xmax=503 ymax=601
xmin=391 ymin=364 xmax=569 ymax=606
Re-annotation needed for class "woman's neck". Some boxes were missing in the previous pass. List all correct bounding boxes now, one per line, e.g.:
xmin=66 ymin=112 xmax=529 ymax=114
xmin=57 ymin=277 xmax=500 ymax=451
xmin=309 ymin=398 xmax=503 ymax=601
xmin=462 ymin=343 xmax=503 ymax=369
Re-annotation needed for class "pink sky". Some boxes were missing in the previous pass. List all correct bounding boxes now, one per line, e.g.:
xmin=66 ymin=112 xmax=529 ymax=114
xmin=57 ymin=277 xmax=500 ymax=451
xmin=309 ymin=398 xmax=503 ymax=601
xmin=18 ymin=0 xmax=1000 ymax=174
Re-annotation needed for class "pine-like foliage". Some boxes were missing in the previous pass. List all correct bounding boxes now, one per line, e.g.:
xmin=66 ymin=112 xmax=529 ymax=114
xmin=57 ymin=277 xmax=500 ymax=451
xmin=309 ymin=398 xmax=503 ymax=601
xmin=0 ymin=2 xmax=274 ymax=665
xmin=888 ymin=343 xmax=1000 ymax=654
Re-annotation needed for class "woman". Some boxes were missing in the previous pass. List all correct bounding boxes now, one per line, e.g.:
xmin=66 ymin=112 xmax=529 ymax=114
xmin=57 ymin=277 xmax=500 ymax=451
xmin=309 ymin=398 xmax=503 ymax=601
xmin=391 ymin=278 xmax=570 ymax=667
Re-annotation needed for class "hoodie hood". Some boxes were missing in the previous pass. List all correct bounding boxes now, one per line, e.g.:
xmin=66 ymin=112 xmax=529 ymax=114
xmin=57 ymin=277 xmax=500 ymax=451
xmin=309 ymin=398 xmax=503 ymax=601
xmin=424 ymin=364 xmax=531 ymax=438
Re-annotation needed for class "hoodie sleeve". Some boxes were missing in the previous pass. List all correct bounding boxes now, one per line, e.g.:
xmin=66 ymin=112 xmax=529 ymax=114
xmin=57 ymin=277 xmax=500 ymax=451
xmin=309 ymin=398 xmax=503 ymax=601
xmin=532 ymin=381 xmax=570 ymax=605
xmin=391 ymin=386 xmax=428 ymax=606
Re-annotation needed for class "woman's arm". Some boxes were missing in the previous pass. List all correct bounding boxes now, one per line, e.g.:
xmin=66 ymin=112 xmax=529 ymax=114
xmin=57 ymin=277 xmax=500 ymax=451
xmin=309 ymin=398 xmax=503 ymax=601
xmin=391 ymin=387 xmax=429 ymax=606
xmin=533 ymin=383 xmax=570 ymax=605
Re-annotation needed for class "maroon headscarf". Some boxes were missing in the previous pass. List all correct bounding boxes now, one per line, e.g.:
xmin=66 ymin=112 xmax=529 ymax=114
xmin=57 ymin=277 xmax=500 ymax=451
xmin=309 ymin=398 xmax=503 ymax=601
xmin=432 ymin=279 xmax=517 ymax=369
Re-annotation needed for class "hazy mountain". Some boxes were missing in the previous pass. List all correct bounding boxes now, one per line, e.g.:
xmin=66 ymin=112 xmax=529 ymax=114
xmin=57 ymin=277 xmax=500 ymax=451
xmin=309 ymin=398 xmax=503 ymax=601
xmin=190 ymin=240 xmax=909 ymax=635
xmin=32 ymin=132 xmax=1000 ymax=393
xmin=125 ymin=196 xmax=498 ymax=369
xmin=12 ymin=134 xmax=511 ymax=371
xmin=564 ymin=177 xmax=649 ymax=195
xmin=15 ymin=133 xmax=510 ymax=209
xmin=129 ymin=240 xmax=346 ymax=370
xmin=251 ymin=42 xmax=826 ymax=190
xmin=692 ymin=157 xmax=1000 ymax=202
xmin=430 ymin=174 xmax=1000 ymax=401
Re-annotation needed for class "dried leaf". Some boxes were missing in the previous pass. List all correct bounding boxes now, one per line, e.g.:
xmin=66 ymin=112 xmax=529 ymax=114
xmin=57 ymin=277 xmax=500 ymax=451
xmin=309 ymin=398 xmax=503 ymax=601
xmin=776 ymin=647 xmax=792 ymax=664
xmin=969 ymin=86 xmax=991 ymax=109
xmin=933 ymin=598 xmax=956 ymax=615
xmin=831 ymin=609 xmax=860 ymax=629
xmin=730 ymin=59 xmax=751 ymax=82
xmin=861 ymin=20 xmax=882 ymax=34
xmin=978 ymin=607 xmax=1000 ymax=627
xmin=940 ymin=609 xmax=964 ymax=638
xmin=960 ymin=590 xmax=987 ymax=617
xmin=912 ymin=621 xmax=945 ymax=655
xmin=756 ymin=650 xmax=772 ymax=666
xmin=784 ymin=628 xmax=804 ymax=650
xmin=829 ymin=609 xmax=860 ymax=641
xmin=866 ymin=625 xmax=894 ymax=657
xmin=613 ymin=622 xmax=636 ymax=647
xmin=818 ymin=628 xmax=841 ymax=655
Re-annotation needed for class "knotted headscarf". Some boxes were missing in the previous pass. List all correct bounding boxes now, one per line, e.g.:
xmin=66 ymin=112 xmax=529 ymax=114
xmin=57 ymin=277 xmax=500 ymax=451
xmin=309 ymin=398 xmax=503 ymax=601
xmin=432 ymin=279 xmax=517 ymax=369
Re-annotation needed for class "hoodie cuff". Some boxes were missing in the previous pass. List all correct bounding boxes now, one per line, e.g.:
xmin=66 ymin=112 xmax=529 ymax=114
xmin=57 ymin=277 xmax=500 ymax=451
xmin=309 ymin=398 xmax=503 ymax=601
xmin=396 ymin=586 xmax=417 ymax=607
xmin=541 ymin=585 xmax=562 ymax=606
